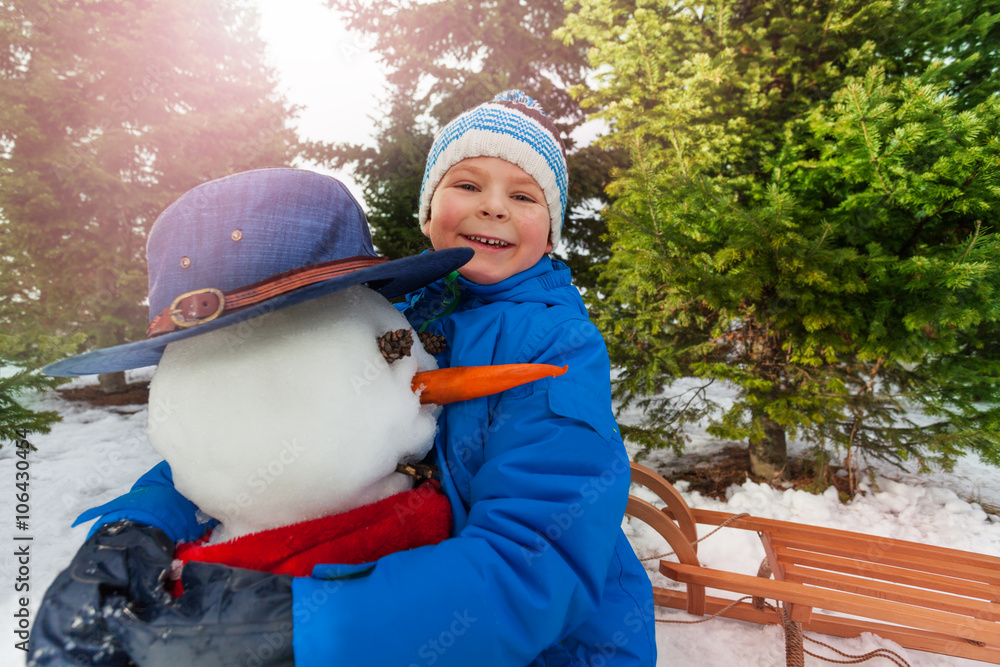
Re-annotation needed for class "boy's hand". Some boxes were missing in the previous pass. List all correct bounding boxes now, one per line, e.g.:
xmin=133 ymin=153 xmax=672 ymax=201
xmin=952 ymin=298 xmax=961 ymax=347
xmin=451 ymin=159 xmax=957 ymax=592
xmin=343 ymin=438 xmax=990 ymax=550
xmin=105 ymin=561 xmax=294 ymax=667
xmin=27 ymin=521 xmax=174 ymax=666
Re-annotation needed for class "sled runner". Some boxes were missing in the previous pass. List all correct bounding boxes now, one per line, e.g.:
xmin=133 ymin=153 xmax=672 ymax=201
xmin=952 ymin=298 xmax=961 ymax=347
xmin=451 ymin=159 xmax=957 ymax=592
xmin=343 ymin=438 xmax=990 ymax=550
xmin=627 ymin=462 xmax=1000 ymax=665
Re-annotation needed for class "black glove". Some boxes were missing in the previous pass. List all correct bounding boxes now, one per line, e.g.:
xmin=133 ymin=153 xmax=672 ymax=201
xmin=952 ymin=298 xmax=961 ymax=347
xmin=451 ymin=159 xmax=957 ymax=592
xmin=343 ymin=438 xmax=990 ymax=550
xmin=105 ymin=560 xmax=295 ymax=667
xmin=27 ymin=520 xmax=174 ymax=666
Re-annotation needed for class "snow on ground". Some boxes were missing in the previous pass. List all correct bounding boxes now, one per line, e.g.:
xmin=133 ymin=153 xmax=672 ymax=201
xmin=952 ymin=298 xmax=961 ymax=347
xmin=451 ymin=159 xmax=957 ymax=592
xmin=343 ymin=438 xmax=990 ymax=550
xmin=2 ymin=373 xmax=998 ymax=666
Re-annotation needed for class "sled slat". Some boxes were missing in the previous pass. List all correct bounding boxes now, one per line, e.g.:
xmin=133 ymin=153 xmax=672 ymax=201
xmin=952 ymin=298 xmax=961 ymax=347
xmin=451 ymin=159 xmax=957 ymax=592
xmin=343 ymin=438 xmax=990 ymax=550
xmin=768 ymin=531 xmax=1000 ymax=585
xmin=781 ymin=563 xmax=1000 ymax=622
xmin=775 ymin=545 xmax=1000 ymax=602
xmin=684 ymin=507 xmax=1000 ymax=574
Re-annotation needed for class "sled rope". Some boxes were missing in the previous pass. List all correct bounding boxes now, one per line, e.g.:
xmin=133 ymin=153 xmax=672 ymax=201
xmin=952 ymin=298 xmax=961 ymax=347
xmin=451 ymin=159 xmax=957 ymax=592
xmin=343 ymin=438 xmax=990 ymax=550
xmin=639 ymin=512 xmax=750 ymax=561
xmin=752 ymin=560 xmax=911 ymax=667
xmin=802 ymin=634 xmax=912 ymax=667
xmin=655 ymin=595 xmax=756 ymax=625
xmin=745 ymin=596 xmax=912 ymax=667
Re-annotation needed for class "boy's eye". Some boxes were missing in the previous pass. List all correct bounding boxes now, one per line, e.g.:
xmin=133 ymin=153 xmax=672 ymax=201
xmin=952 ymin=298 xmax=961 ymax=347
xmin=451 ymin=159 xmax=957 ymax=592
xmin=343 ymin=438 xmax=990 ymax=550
xmin=458 ymin=183 xmax=478 ymax=191
xmin=514 ymin=194 xmax=538 ymax=203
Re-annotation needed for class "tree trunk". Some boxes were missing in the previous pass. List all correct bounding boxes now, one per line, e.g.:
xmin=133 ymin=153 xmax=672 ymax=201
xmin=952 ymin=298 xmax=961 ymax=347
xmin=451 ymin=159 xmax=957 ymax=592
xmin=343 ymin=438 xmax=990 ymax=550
xmin=748 ymin=410 xmax=788 ymax=481
xmin=98 ymin=371 xmax=128 ymax=394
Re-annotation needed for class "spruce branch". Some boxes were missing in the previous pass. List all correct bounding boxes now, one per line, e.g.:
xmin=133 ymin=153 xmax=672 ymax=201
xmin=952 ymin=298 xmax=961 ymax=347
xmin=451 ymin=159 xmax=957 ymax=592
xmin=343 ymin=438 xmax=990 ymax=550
xmin=847 ymin=79 xmax=896 ymax=201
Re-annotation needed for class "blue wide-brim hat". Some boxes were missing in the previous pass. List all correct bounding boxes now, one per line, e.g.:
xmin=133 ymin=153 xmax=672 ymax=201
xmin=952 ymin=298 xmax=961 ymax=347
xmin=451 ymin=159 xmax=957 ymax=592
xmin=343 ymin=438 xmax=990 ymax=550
xmin=44 ymin=168 xmax=472 ymax=377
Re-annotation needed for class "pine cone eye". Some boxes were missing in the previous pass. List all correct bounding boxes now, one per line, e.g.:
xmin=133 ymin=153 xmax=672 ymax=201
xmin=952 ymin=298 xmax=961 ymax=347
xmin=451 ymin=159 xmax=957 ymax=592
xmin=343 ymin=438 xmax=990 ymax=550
xmin=417 ymin=332 xmax=447 ymax=355
xmin=377 ymin=328 xmax=414 ymax=364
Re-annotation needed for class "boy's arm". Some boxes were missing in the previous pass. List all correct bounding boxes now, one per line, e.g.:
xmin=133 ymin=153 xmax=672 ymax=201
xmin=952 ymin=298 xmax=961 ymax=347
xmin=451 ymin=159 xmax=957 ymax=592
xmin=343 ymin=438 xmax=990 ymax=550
xmin=293 ymin=322 xmax=628 ymax=666
xmin=73 ymin=460 xmax=215 ymax=542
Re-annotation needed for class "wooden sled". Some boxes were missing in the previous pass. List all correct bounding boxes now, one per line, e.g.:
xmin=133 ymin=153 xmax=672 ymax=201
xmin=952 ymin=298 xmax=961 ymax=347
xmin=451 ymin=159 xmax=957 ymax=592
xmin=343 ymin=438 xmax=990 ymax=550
xmin=626 ymin=462 xmax=1000 ymax=664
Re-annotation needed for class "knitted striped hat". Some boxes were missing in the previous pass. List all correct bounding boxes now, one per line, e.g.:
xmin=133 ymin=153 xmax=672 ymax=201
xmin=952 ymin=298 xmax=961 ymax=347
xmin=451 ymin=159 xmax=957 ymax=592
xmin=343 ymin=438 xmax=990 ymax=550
xmin=419 ymin=90 xmax=568 ymax=248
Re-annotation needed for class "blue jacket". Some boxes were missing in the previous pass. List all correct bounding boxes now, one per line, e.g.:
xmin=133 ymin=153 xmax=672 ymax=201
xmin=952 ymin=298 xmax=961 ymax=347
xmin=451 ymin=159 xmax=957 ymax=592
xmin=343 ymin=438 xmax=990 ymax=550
xmin=77 ymin=256 xmax=656 ymax=666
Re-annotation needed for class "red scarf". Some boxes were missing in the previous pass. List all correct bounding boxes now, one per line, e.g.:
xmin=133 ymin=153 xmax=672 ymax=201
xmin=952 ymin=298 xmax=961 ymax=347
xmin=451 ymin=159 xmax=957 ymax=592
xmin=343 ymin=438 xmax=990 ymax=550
xmin=173 ymin=480 xmax=451 ymax=593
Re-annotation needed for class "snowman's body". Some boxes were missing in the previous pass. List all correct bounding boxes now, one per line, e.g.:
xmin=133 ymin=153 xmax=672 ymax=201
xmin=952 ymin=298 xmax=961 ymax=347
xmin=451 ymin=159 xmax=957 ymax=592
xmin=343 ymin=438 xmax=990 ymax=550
xmin=148 ymin=285 xmax=441 ymax=544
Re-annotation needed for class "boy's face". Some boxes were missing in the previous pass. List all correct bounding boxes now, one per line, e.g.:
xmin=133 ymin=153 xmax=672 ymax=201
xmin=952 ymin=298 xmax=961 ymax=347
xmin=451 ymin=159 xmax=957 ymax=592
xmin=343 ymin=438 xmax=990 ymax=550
xmin=424 ymin=157 xmax=552 ymax=285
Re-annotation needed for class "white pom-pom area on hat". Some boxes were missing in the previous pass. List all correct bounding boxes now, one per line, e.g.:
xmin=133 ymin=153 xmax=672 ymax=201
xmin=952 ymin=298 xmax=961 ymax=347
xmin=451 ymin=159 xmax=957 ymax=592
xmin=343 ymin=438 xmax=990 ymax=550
xmin=419 ymin=91 xmax=568 ymax=248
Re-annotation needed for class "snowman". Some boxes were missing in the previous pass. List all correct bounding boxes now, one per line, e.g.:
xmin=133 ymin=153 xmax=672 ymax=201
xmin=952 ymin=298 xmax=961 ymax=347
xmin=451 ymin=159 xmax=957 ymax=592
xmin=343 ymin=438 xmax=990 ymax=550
xmin=151 ymin=282 xmax=561 ymax=582
xmin=30 ymin=168 xmax=563 ymax=666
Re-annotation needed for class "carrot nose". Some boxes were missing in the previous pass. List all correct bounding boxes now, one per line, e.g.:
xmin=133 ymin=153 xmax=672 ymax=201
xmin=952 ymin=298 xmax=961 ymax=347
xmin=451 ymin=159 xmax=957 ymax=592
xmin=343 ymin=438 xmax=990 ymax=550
xmin=412 ymin=364 xmax=567 ymax=405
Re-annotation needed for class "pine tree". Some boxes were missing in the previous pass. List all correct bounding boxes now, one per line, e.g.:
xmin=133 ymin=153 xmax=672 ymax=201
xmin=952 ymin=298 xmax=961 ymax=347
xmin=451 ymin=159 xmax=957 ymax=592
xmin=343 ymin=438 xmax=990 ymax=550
xmin=0 ymin=365 xmax=61 ymax=446
xmin=0 ymin=0 xmax=300 ymax=391
xmin=561 ymin=0 xmax=1000 ymax=481
xmin=316 ymin=0 xmax=615 ymax=286
xmin=0 ymin=324 xmax=76 ymax=446
xmin=0 ymin=256 xmax=83 ymax=444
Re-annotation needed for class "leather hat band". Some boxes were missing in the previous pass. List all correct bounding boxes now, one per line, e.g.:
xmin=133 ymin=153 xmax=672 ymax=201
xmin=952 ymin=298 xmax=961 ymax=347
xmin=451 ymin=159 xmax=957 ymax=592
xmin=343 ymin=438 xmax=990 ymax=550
xmin=147 ymin=255 xmax=389 ymax=337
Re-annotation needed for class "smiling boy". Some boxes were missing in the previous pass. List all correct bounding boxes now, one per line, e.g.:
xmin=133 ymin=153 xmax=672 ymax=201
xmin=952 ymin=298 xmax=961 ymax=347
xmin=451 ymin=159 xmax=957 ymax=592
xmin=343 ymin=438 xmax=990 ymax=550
xmin=424 ymin=156 xmax=553 ymax=284
xmin=380 ymin=90 xmax=658 ymax=666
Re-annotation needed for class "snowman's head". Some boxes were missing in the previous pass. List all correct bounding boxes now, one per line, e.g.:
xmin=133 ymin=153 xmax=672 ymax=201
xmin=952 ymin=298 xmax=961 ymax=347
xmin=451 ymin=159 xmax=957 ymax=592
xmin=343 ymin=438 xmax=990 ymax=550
xmin=148 ymin=285 xmax=441 ymax=541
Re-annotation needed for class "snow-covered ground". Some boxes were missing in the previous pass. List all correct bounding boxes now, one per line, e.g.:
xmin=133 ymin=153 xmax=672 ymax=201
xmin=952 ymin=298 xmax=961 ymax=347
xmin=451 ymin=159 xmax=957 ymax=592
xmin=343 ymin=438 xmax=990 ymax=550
xmin=2 ymin=371 xmax=998 ymax=666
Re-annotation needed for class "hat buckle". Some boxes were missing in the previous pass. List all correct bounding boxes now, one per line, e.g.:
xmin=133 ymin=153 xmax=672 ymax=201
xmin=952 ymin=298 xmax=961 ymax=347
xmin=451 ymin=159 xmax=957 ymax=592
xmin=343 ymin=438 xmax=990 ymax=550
xmin=169 ymin=288 xmax=226 ymax=329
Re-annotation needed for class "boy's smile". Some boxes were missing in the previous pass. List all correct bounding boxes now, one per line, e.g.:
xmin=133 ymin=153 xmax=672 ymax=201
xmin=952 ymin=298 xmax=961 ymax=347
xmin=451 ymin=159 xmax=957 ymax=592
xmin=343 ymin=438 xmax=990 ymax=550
xmin=424 ymin=157 xmax=553 ymax=285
